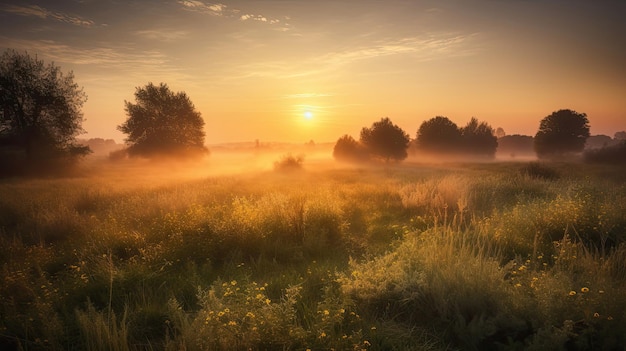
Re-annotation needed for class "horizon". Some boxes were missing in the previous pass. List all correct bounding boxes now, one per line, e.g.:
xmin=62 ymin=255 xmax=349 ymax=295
xmin=1 ymin=0 xmax=625 ymax=144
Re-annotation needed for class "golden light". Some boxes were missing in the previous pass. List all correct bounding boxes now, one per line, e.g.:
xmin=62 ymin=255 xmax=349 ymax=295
xmin=304 ymin=111 xmax=313 ymax=120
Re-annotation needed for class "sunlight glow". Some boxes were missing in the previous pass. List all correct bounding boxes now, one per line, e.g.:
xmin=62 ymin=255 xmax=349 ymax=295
xmin=304 ymin=111 xmax=313 ymax=120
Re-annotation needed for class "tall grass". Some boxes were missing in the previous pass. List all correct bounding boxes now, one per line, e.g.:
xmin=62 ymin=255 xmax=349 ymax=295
xmin=0 ymin=161 xmax=625 ymax=350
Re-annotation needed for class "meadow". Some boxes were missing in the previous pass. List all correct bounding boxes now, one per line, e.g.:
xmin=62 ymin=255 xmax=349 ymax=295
xmin=1 ymin=155 xmax=625 ymax=350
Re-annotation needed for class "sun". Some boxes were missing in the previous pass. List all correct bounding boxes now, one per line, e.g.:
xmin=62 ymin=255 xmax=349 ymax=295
xmin=304 ymin=111 xmax=313 ymax=120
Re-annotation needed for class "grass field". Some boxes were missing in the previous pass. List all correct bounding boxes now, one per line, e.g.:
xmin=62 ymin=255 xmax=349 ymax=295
xmin=1 ymin=156 xmax=625 ymax=350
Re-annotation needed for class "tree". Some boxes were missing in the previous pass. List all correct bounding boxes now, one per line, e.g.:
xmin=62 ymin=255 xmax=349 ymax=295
xmin=0 ymin=49 xmax=89 ymax=161
xmin=615 ymin=131 xmax=626 ymax=140
xmin=495 ymin=127 xmax=506 ymax=139
xmin=333 ymin=134 xmax=368 ymax=162
xmin=416 ymin=116 xmax=461 ymax=154
xmin=534 ymin=109 xmax=590 ymax=158
xmin=460 ymin=117 xmax=498 ymax=158
xmin=118 ymin=83 xmax=207 ymax=157
xmin=359 ymin=117 xmax=410 ymax=162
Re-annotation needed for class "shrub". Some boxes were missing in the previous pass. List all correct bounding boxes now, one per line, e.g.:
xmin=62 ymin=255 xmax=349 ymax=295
xmin=273 ymin=154 xmax=304 ymax=172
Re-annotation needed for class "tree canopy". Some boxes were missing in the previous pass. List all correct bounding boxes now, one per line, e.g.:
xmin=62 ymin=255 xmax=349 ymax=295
xmin=118 ymin=82 xmax=207 ymax=158
xmin=415 ymin=116 xmax=497 ymax=158
xmin=534 ymin=109 xmax=590 ymax=158
xmin=360 ymin=117 xmax=410 ymax=162
xmin=0 ymin=49 xmax=89 ymax=163
xmin=416 ymin=116 xmax=461 ymax=154
xmin=460 ymin=117 xmax=498 ymax=158
xmin=333 ymin=134 xmax=369 ymax=163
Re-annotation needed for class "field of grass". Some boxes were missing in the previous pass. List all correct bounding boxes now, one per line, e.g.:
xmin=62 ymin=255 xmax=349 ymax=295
xmin=1 ymin=157 xmax=625 ymax=350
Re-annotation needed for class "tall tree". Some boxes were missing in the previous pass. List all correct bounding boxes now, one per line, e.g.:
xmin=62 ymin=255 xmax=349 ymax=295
xmin=416 ymin=116 xmax=461 ymax=154
xmin=460 ymin=117 xmax=498 ymax=158
xmin=333 ymin=134 xmax=368 ymax=162
xmin=534 ymin=109 xmax=590 ymax=158
xmin=360 ymin=117 xmax=409 ymax=162
xmin=118 ymin=83 xmax=207 ymax=157
xmin=0 ymin=49 xmax=89 ymax=160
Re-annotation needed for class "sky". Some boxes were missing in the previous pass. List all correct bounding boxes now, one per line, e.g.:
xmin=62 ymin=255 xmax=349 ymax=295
xmin=1 ymin=0 xmax=625 ymax=144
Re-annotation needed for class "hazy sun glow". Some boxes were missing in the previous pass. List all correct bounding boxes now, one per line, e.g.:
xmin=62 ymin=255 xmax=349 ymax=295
xmin=1 ymin=1 xmax=624 ymax=143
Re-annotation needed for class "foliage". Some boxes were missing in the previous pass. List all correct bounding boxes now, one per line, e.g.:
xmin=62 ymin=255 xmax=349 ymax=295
xmin=359 ymin=117 xmax=410 ymax=162
xmin=0 ymin=49 xmax=90 ymax=173
xmin=534 ymin=109 xmax=590 ymax=158
xmin=273 ymin=153 xmax=304 ymax=172
xmin=332 ymin=134 xmax=369 ymax=163
xmin=416 ymin=116 xmax=462 ymax=154
xmin=584 ymin=140 xmax=626 ymax=165
xmin=416 ymin=116 xmax=497 ymax=158
xmin=118 ymin=83 xmax=207 ymax=158
xmin=460 ymin=117 xmax=498 ymax=158
xmin=0 ymin=162 xmax=625 ymax=350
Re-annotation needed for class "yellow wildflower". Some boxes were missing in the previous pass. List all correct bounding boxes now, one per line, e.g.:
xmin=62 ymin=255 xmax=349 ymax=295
xmin=581 ymin=287 xmax=589 ymax=293
xmin=569 ymin=291 xmax=576 ymax=296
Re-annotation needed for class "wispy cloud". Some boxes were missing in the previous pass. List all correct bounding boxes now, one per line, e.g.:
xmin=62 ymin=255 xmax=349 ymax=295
xmin=230 ymin=32 xmax=479 ymax=81
xmin=0 ymin=4 xmax=94 ymax=27
xmin=240 ymin=14 xmax=281 ymax=25
xmin=177 ymin=1 xmax=228 ymax=16
xmin=319 ymin=33 xmax=479 ymax=66
xmin=134 ymin=29 xmax=189 ymax=42
xmin=176 ymin=0 xmax=287 ymax=29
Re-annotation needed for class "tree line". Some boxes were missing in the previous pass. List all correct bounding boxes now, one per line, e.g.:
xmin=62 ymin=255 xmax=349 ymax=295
xmin=1 ymin=49 xmax=624 ymax=176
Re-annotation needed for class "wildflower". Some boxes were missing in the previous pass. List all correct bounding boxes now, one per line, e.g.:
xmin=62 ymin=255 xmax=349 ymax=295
xmin=228 ymin=321 xmax=237 ymax=326
xmin=231 ymin=280 xmax=237 ymax=286
xmin=515 ymin=283 xmax=522 ymax=288
xmin=608 ymin=316 xmax=614 ymax=320
xmin=364 ymin=340 xmax=371 ymax=346
xmin=339 ymin=308 xmax=345 ymax=314
xmin=323 ymin=310 xmax=330 ymax=316
xmin=594 ymin=313 xmax=600 ymax=318
xmin=569 ymin=291 xmax=576 ymax=296
xmin=319 ymin=331 xmax=327 ymax=338
xmin=224 ymin=308 xmax=230 ymax=313
xmin=371 ymin=326 xmax=376 ymax=330
xmin=599 ymin=290 xmax=605 ymax=294
xmin=581 ymin=287 xmax=589 ymax=293
xmin=265 ymin=298 xmax=271 ymax=305
xmin=246 ymin=312 xmax=255 ymax=319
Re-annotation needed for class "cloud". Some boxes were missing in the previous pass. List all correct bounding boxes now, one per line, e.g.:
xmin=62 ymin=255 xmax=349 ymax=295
xmin=228 ymin=32 xmax=479 ymax=81
xmin=319 ymin=33 xmax=478 ymax=66
xmin=176 ymin=1 xmax=286 ymax=29
xmin=134 ymin=29 xmax=189 ymax=42
xmin=0 ymin=4 xmax=94 ymax=27
xmin=177 ymin=1 xmax=228 ymax=16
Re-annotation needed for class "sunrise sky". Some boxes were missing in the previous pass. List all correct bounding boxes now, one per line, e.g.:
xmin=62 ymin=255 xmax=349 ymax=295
xmin=1 ymin=0 xmax=625 ymax=144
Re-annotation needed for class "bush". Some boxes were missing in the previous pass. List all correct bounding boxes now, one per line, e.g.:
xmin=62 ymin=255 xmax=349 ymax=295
xmin=273 ymin=154 xmax=304 ymax=172
xmin=584 ymin=141 xmax=626 ymax=164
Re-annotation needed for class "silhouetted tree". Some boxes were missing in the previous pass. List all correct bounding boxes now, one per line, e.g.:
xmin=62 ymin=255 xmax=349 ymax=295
xmin=495 ymin=127 xmax=506 ymax=139
xmin=0 ymin=49 xmax=90 ymax=164
xmin=584 ymin=140 xmax=626 ymax=165
xmin=333 ymin=134 xmax=369 ymax=162
xmin=416 ymin=116 xmax=461 ymax=154
xmin=460 ymin=117 xmax=498 ymax=158
xmin=615 ymin=131 xmax=626 ymax=140
xmin=585 ymin=135 xmax=615 ymax=150
xmin=118 ymin=83 xmax=207 ymax=158
xmin=534 ymin=109 xmax=590 ymax=158
xmin=360 ymin=117 xmax=409 ymax=162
